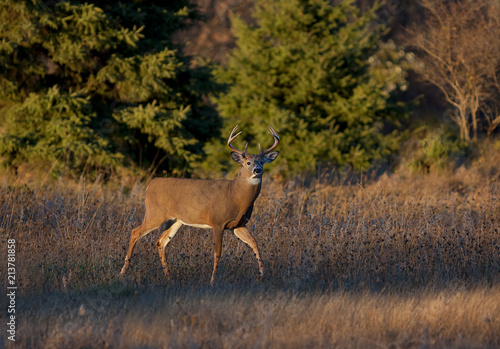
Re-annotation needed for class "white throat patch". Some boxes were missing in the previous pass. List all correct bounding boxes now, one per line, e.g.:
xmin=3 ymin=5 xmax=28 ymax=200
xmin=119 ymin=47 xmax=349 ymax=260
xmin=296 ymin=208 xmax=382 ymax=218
xmin=248 ymin=176 xmax=262 ymax=185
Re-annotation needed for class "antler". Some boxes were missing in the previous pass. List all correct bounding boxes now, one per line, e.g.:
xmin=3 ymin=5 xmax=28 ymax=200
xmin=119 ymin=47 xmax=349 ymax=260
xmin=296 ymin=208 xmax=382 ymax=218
xmin=227 ymin=125 xmax=248 ymax=155
xmin=258 ymin=125 xmax=280 ymax=155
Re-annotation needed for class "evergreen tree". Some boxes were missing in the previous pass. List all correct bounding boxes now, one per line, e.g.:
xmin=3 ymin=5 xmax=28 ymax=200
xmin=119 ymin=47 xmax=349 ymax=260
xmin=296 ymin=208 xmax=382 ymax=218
xmin=210 ymin=0 xmax=415 ymax=174
xmin=0 ymin=0 xmax=220 ymax=177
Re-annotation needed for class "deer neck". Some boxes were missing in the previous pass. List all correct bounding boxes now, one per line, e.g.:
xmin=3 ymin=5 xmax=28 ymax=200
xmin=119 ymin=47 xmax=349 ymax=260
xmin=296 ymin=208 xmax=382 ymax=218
xmin=231 ymin=171 xmax=262 ymax=208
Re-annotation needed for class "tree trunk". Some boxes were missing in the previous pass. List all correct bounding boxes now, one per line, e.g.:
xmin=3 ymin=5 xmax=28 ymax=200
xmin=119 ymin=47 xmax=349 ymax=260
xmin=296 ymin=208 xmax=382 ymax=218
xmin=459 ymin=108 xmax=470 ymax=142
xmin=471 ymin=109 xmax=478 ymax=141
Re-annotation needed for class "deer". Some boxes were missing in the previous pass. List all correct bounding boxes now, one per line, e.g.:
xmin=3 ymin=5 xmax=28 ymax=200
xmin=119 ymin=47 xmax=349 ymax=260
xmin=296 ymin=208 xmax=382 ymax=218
xmin=120 ymin=125 xmax=279 ymax=284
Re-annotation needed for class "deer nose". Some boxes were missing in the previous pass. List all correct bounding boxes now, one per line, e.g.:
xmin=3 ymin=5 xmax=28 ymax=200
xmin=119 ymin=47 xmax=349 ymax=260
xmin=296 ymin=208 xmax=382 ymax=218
xmin=254 ymin=168 xmax=262 ymax=175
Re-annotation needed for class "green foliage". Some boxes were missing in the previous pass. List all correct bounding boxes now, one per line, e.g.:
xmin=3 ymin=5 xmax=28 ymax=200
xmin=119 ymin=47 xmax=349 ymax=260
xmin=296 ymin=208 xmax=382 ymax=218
xmin=0 ymin=0 xmax=220 ymax=178
xmin=209 ymin=0 xmax=414 ymax=175
xmin=0 ymin=86 xmax=119 ymax=172
xmin=407 ymin=126 xmax=468 ymax=173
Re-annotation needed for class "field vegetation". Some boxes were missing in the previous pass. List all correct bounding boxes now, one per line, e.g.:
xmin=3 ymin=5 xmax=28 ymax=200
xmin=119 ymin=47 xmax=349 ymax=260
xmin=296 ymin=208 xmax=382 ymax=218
xmin=1 ymin=150 xmax=500 ymax=348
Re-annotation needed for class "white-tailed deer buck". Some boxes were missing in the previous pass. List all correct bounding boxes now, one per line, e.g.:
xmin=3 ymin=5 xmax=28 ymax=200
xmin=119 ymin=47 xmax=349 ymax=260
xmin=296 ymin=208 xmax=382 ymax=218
xmin=120 ymin=125 xmax=279 ymax=284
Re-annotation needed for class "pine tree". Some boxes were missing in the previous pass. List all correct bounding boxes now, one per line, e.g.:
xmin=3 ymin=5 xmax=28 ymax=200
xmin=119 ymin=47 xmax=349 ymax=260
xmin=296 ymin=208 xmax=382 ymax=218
xmin=210 ymin=0 xmax=415 ymax=174
xmin=0 ymin=0 xmax=220 ymax=178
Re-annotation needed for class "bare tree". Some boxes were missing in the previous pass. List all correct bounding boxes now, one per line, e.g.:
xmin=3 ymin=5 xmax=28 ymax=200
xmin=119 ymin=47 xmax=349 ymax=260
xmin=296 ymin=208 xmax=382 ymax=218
xmin=407 ymin=0 xmax=500 ymax=141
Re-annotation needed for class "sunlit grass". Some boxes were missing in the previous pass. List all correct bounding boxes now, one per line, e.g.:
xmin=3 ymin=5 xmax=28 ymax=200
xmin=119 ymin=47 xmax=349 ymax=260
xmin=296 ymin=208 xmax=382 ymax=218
xmin=11 ymin=286 xmax=500 ymax=348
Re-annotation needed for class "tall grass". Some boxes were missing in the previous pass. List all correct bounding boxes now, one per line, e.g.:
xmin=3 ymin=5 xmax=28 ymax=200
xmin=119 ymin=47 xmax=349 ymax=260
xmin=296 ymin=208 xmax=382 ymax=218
xmin=1 ymin=163 xmax=499 ymax=348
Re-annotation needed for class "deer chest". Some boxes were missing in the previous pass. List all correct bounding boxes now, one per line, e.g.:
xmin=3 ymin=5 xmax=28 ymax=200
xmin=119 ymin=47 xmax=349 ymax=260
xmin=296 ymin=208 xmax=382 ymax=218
xmin=225 ymin=205 xmax=254 ymax=230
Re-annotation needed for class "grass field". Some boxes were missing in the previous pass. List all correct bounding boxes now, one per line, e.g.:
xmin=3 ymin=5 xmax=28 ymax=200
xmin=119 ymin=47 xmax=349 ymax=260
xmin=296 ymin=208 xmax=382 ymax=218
xmin=1 ymin=164 xmax=500 ymax=348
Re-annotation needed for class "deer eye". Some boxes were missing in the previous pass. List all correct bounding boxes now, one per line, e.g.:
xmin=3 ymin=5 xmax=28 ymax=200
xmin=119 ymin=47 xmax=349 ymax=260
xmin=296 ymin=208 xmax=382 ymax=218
xmin=246 ymin=162 xmax=251 ymax=166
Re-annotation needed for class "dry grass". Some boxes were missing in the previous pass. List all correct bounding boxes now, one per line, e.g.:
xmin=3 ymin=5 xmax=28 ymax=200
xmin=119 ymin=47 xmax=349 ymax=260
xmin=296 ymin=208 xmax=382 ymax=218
xmin=11 ymin=286 xmax=500 ymax=348
xmin=1 ymin=163 xmax=500 ymax=348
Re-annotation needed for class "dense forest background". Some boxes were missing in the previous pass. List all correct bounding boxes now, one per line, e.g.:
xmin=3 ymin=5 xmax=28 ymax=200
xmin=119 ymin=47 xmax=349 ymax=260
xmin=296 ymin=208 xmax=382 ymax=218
xmin=1 ymin=0 xmax=499 ymax=180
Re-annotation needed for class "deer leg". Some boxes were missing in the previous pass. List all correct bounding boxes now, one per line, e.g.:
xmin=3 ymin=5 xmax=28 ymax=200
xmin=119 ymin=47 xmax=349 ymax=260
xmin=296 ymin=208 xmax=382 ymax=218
xmin=211 ymin=226 xmax=224 ymax=285
xmin=234 ymin=226 xmax=264 ymax=277
xmin=120 ymin=218 xmax=163 ymax=276
xmin=156 ymin=220 xmax=183 ymax=279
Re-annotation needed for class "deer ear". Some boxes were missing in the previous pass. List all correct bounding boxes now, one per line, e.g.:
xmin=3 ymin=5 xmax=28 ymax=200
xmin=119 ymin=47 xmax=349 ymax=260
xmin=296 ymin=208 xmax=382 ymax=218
xmin=231 ymin=152 xmax=244 ymax=164
xmin=263 ymin=151 xmax=279 ymax=164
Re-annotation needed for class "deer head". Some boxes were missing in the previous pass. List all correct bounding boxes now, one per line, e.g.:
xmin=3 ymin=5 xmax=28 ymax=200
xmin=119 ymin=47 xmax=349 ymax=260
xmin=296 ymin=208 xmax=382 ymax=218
xmin=227 ymin=125 xmax=280 ymax=185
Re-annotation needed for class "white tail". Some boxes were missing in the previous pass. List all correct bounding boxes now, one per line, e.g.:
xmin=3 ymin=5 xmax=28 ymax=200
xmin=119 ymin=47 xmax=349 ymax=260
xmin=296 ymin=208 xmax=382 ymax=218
xmin=120 ymin=126 xmax=280 ymax=284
